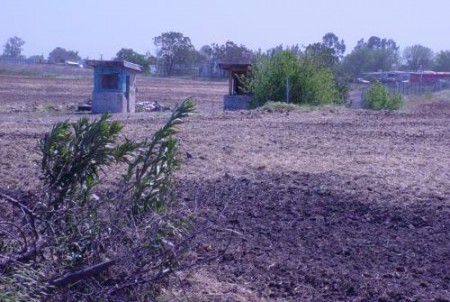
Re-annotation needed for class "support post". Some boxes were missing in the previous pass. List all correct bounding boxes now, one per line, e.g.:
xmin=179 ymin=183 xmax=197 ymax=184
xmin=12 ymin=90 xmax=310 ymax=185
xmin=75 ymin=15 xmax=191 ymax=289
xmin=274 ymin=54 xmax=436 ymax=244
xmin=286 ymin=77 xmax=290 ymax=103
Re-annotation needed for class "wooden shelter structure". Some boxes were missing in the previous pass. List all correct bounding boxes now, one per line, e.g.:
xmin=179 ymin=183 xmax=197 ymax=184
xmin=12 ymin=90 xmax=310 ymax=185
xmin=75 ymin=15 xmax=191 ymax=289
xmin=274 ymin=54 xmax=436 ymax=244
xmin=218 ymin=63 xmax=252 ymax=110
xmin=87 ymin=60 xmax=142 ymax=113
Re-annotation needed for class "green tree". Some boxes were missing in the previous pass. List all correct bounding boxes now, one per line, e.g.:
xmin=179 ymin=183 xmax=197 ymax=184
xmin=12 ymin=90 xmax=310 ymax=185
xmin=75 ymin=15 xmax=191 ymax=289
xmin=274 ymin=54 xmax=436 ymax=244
xmin=198 ymin=44 xmax=213 ymax=64
xmin=265 ymin=44 xmax=302 ymax=58
xmin=197 ymin=41 xmax=253 ymax=78
xmin=341 ymin=36 xmax=399 ymax=77
xmin=305 ymin=33 xmax=348 ymax=102
xmin=197 ymin=44 xmax=216 ymax=77
xmin=403 ymin=44 xmax=434 ymax=71
xmin=48 ymin=47 xmax=80 ymax=63
xmin=2 ymin=36 xmax=25 ymax=58
xmin=305 ymin=42 xmax=338 ymax=69
xmin=153 ymin=31 xmax=197 ymax=76
xmin=213 ymin=40 xmax=254 ymax=63
xmin=114 ymin=48 xmax=153 ymax=73
xmin=28 ymin=54 xmax=45 ymax=63
xmin=248 ymin=51 xmax=339 ymax=106
xmin=434 ymin=50 xmax=450 ymax=71
xmin=322 ymin=32 xmax=346 ymax=60
xmin=363 ymin=81 xmax=403 ymax=110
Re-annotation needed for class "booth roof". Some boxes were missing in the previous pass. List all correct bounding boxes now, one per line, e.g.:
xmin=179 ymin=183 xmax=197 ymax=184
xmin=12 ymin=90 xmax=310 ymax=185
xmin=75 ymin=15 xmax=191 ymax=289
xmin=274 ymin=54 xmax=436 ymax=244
xmin=218 ymin=63 xmax=252 ymax=71
xmin=87 ymin=60 xmax=143 ymax=72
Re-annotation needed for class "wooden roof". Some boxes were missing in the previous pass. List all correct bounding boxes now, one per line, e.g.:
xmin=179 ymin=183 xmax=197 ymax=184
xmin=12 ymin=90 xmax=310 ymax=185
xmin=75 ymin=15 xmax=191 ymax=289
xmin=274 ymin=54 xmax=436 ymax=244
xmin=218 ymin=63 xmax=252 ymax=72
xmin=87 ymin=60 xmax=143 ymax=72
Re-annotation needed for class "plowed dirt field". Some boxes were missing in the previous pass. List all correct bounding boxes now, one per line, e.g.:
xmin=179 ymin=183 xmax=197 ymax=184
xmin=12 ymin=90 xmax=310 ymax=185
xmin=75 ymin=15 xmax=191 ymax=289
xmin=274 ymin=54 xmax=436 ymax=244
xmin=0 ymin=70 xmax=449 ymax=301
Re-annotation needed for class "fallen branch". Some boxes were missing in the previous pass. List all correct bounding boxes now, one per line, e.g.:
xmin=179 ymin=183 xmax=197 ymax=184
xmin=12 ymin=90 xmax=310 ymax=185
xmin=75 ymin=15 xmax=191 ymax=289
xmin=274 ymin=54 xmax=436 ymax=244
xmin=49 ymin=259 xmax=116 ymax=288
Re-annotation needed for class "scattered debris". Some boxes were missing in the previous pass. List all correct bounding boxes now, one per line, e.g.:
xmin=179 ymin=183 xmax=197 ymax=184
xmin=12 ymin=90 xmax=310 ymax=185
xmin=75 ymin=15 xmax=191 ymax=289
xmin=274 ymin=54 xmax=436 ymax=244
xmin=136 ymin=101 xmax=170 ymax=112
xmin=76 ymin=101 xmax=171 ymax=113
xmin=77 ymin=100 xmax=92 ymax=112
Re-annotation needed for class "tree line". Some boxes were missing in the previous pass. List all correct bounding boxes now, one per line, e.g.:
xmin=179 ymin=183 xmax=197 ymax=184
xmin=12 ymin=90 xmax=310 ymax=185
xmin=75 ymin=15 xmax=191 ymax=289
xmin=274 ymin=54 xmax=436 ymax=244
xmin=2 ymin=32 xmax=450 ymax=78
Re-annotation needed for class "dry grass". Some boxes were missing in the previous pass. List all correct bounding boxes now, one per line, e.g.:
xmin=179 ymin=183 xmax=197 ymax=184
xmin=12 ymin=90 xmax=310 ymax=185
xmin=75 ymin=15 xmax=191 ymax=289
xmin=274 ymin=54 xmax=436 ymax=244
xmin=160 ymin=269 xmax=267 ymax=302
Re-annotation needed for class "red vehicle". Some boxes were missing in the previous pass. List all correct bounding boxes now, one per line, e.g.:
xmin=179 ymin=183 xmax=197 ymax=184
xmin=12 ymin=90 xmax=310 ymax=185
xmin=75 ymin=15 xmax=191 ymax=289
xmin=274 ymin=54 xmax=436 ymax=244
xmin=409 ymin=71 xmax=450 ymax=83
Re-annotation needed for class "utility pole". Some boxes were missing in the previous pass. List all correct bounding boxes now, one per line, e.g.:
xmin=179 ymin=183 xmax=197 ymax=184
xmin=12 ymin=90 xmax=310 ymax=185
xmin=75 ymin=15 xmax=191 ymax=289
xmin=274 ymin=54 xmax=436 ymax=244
xmin=285 ymin=77 xmax=290 ymax=103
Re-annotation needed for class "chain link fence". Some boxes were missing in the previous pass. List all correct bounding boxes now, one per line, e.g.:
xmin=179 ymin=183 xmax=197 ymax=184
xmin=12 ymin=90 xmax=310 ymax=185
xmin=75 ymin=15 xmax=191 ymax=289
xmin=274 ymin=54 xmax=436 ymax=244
xmin=361 ymin=80 xmax=450 ymax=100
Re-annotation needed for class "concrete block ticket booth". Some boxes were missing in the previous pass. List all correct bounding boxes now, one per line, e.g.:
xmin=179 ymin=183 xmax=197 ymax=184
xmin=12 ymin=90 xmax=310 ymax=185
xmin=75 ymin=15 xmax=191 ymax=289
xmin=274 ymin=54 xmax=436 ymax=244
xmin=87 ymin=60 xmax=142 ymax=113
xmin=218 ymin=63 xmax=252 ymax=110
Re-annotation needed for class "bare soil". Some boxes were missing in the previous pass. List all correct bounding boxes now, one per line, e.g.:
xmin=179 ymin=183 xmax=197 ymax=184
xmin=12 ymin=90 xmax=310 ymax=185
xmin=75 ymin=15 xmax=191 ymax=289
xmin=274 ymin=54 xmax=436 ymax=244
xmin=0 ymin=69 xmax=449 ymax=301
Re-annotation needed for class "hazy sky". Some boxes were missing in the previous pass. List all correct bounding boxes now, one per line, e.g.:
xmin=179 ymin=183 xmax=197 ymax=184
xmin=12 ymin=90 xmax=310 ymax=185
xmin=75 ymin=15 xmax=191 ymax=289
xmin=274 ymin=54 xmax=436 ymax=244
xmin=2 ymin=0 xmax=450 ymax=59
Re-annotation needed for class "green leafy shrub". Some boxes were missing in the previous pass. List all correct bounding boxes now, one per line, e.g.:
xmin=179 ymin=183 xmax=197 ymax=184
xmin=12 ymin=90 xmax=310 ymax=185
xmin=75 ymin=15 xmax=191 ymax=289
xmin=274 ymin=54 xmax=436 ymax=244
xmin=39 ymin=113 xmax=133 ymax=209
xmin=246 ymin=51 xmax=342 ymax=107
xmin=363 ymin=81 xmax=403 ymax=110
xmin=0 ymin=98 xmax=195 ymax=301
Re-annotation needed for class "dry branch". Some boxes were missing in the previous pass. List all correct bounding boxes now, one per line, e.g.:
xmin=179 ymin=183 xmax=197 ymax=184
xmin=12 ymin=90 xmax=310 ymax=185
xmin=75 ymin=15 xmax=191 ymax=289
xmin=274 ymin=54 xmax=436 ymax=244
xmin=0 ymin=191 xmax=33 ymax=216
xmin=49 ymin=259 xmax=116 ymax=288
